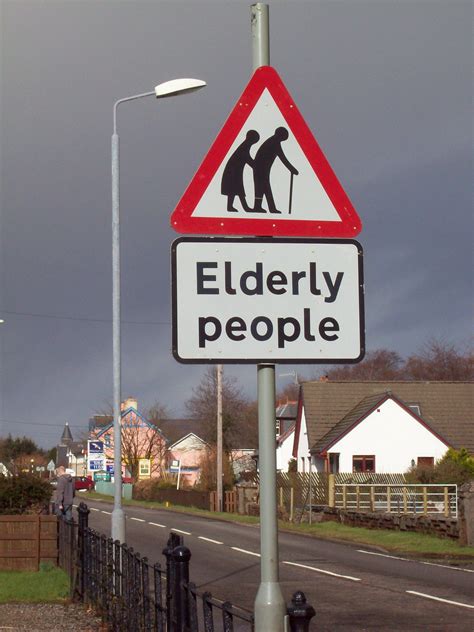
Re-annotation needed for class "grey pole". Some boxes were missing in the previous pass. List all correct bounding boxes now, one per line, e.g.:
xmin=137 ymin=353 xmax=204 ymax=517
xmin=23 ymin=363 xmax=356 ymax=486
xmin=217 ymin=364 xmax=223 ymax=512
xmin=112 ymin=91 xmax=154 ymax=543
xmin=252 ymin=5 xmax=287 ymax=631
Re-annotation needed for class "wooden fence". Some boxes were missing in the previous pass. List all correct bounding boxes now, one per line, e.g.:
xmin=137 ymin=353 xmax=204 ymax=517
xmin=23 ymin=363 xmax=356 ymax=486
xmin=0 ymin=514 xmax=58 ymax=571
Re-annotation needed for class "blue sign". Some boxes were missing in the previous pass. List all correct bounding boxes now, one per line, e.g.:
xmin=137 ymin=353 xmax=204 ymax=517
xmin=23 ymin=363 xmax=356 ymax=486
xmin=89 ymin=457 xmax=106 ymax=471
xmin=88 ymin=441 xmax=104 ymax=454
xmin=106 ymin=464 xmax=115 ymax=474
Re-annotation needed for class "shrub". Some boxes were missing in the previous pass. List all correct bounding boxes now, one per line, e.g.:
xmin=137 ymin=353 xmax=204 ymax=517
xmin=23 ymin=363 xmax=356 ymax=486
xmin=0 ymin=474 xmax=52 ymax=515
xmin=133 ymin=476 xmax=178 ymax=500
xmin=406 ymin=448 xmax=474 ymax=485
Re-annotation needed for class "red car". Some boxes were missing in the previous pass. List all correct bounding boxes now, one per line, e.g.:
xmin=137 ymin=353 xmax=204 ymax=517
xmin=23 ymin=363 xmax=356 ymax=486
xmin=74 ymin=476 xmax=94 ymax=491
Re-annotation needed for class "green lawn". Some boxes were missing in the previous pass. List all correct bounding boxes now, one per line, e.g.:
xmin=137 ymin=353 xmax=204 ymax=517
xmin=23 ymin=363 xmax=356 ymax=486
xmin=85 ymin=491 xmax=474 ymax=559
xmin=0 ymin=565 xmax=70 ymax=603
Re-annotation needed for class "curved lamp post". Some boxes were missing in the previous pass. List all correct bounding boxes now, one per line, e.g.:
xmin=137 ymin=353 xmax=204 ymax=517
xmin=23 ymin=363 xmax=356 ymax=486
xmin=111 ymin=78 xmax=206 ymax=542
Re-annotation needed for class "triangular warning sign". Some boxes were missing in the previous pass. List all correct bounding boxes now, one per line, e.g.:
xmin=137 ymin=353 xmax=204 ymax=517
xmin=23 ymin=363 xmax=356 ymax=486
xmin=171 ymin=66 xmax=362 ymax=237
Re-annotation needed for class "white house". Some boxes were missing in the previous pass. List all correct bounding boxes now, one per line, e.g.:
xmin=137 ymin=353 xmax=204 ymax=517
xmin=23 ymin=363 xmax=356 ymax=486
xmin=292 ymin=381 xmax=473 ymax=473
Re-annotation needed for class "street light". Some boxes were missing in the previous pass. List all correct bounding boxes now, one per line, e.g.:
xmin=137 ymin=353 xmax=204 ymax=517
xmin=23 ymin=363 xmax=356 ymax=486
xmin=111 ymin=78 xmax=206 ymax=542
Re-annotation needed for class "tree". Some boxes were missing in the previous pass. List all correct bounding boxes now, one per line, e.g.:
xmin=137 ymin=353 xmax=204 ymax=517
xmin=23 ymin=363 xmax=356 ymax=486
xmin=0 ymin=435 xmax=42 ymax=474
xmin=195 ymin=445 xmax=235 ymax=492
xmin=314 ymin=339 xmax=473 ymax=382
xmin=404 ymin=339 xmax=473 ymax=381
xmin=185 ymin=367 xmax=255 ymax=450
xmin=319 ymin=349 xmax=403 ymax=381
xmin=119 ymin=414 xmax=168 ymax=482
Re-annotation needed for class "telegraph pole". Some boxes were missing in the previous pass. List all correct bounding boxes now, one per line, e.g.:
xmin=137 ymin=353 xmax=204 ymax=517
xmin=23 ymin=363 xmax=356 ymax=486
xmin=217 ymin=364 xmax=223 ymax=512
xmin=252 ymin=5 xmax=287 ymax=631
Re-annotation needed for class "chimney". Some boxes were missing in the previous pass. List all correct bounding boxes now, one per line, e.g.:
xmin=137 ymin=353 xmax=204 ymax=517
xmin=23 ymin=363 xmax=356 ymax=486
xmin=121 ymin=397 xmax=138 ymax=411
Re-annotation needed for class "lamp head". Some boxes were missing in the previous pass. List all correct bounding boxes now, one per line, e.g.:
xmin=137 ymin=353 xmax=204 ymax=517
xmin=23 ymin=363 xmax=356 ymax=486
xmin=154 ymin=78 xmax=206 ymax=99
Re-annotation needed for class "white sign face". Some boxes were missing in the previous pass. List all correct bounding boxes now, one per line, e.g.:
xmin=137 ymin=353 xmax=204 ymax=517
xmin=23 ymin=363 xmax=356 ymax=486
xmin=172 ymin=238 xmax=365 ymax=363
xmin=89 ymin=456 xmax=106 ymax=471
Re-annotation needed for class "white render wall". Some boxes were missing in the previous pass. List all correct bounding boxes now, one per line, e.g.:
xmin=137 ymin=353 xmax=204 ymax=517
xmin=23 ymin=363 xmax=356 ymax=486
xmin=296 ymin=410 xmax=310 ymax=472
xmin=330 ymin=398 xmax=449 ymax=473
xmin=276 ymin=430 xmax=295 ymax=471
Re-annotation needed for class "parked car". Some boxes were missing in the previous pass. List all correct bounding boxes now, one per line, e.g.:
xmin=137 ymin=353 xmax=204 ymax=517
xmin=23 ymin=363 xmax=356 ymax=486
xmin=74 ymin=476 xmax=94 ymax=491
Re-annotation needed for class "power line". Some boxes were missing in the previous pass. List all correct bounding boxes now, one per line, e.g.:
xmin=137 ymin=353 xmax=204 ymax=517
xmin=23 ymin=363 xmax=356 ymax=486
xmin=0 ymin=419 xmax=84 ymax=428
xmin=1 ymin=310 xmax=170 ymax=326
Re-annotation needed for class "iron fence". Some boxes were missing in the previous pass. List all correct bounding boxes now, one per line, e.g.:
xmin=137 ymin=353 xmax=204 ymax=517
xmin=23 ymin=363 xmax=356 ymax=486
xmin=58 ymin=502 xmax=315 ymax=631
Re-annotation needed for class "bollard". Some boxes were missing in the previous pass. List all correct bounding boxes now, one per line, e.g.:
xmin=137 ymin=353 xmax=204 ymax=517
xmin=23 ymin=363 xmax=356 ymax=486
xmin=171 ymin=545 xmax=191 ymax=632
xmin=163 ymin=533 xmax=182 ymax=631
xmin=287 ymin=591 xmax=316 ymax=632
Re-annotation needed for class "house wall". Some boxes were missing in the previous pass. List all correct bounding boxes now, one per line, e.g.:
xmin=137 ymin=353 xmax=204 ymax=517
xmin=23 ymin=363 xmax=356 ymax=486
xmin=295 ymin=410 xmax=310 ymax=472
xmin=330 ymin=399 xmax=449 ymax=473
xmin=276 ymin=432 xmax=295 ymax=471
xmin=169 ymin=434 xmax=208 ymax=487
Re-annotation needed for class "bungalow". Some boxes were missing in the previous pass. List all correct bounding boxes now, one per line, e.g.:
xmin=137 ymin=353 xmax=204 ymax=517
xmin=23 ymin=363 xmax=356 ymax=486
xmin=292 ymin=381 xmax=473 ymax=473
xmin=167 ymin=432 xmax=209 ymax=487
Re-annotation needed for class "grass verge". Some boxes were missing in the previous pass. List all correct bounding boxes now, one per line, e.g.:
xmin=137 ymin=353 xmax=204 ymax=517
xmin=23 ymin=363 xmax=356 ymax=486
xmin=0 ymin=564 xmax=70 ymax=603
xmin=84 ymin=491 xmax=474 ymax=559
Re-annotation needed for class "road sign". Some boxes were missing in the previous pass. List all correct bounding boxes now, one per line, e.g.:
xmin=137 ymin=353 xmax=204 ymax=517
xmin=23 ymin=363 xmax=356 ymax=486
xmin=169 ymin=459 xmax=180 ymax=473
xmin=170 ymin=66 xmax=361 ymax=238
xmin=89 ymin=456 xmax=106 ymax=471
xmin=172 ymin=237 xmax=365 ymax=363
xmin=88 ymin=440 xmax=104 ymax=454
xmin=47 ymin=460 xmax=55 ymax=472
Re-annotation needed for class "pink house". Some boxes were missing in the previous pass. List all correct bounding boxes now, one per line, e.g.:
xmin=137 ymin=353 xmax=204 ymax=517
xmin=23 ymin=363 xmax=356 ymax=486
xmin=167 ymin=433 xmax=209 ymax=487
xmin=90 ymin=398 xmax=168 ymax=481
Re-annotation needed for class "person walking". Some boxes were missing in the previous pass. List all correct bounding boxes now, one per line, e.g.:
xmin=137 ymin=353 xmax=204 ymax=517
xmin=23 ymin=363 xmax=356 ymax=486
xmin=252 ymin=126 xmax=298 ymax=213
xmin=221 ymin=130 xmax=260 ymax=212
xmin=54 ymin=465 xmax=75 ymax=520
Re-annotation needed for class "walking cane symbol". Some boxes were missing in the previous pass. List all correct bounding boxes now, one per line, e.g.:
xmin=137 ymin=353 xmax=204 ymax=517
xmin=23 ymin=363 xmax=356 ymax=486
xmin=288 ymin=171 xmax=294 ymax=215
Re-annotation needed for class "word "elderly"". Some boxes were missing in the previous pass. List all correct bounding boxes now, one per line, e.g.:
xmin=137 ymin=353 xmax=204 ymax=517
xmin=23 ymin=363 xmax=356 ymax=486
xmin=196 ymin=261 xmax=344 ymax=303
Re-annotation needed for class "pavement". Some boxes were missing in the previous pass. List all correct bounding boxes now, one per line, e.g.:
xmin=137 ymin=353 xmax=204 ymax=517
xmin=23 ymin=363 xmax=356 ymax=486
xmin=79 ymin=497 xmax=474 ymax=631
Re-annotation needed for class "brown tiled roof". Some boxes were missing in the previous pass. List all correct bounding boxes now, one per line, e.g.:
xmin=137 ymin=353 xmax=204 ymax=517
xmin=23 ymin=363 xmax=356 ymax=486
xmin=301 ymin=381 xmax=473 ymax=454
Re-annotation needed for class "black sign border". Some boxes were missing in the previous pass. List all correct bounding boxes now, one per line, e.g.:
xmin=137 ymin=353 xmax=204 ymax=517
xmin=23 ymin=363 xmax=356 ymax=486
xmin=171 ymin=236 xmax=365 ymax=365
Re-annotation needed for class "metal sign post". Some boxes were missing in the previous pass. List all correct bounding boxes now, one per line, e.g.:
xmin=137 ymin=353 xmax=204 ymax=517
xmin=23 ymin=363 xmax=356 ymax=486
xmin=252 ymin=5 xmax=286 ymax=632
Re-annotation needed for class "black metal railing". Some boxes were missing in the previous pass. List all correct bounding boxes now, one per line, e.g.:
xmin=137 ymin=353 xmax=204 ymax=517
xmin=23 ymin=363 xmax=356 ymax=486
xmin=58 ymin=502 xmax=315 ymax=631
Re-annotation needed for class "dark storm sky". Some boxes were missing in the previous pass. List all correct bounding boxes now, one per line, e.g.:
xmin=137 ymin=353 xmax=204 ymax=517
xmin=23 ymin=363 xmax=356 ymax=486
xmin=0 ymin=0 xmax=472 ymax=447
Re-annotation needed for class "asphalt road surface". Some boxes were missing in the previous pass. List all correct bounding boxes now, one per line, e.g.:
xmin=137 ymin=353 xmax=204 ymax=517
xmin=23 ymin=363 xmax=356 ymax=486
xmin=76 ymin=497 xmax=474 ymax=631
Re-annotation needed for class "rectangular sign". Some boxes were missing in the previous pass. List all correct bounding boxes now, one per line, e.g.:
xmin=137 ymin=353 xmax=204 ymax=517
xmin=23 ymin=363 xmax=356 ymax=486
xmin=88 ymin=440 xmax=104 ymax=454
xmin=172 ymin=237 xmax=364 ymax=363
xmin=88 ymin=456 xmax=106 ymax=471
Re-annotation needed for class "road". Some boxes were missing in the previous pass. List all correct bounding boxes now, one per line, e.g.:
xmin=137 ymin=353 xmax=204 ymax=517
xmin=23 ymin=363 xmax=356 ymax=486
xmin=77 ymin=497 xmax=474 ymax=630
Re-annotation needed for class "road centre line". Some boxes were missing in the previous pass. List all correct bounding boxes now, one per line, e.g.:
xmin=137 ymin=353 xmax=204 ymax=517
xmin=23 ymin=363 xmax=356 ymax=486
xmin=358 ymin=549 xmax=474 ymax=573
xmin=283 ymin=560 xmax=361 ymax=582
xmin=130 ymin=517 xmax=145 ymax=522
xmin=198 ymin=536 xmax=223 ymax=545
xmin=149 ymin=522 xmax=166 ymax=528
xmin=101 ymin=511 xmax=111 ymax=515
xmin=90 ymin=508 xmax=100 ymax=512
xmin=231 ymin=547 xmax=260 ymax=557
xmin=406 ymin=591 xmax=474 ymax=609
xmin=171 ymin=528 xmax=192 ymax=535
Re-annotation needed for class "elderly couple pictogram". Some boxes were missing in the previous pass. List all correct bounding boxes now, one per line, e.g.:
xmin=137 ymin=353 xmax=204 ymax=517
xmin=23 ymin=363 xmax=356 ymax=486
xmin=221 ymin=127 xmax=298 ymax=214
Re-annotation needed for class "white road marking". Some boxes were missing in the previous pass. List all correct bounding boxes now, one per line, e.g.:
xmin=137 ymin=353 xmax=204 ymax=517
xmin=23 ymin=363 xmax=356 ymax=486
xmin=358 ymin=549 xmax=474 ymax=573
xmin=130 ymin=517 xmax=145 ymax=522
xmin=90 ymin=508 xmax=100 ymax=512
xmin=149 ymin=522 xmax=166 ymax=528
xmin=101 ymin=511 xmax=111 ymax=515
xmin=198 ymin=536 xmax=223 ymax=545
xmin=407 ymin=591 xmax=474 ymax=609
xmin=171 ymin=528 xmax=191 ymax=535
xmin=283 ymin=560 xmax=361 ymax=582
xmin=231 ymin=547 xmax=260 ymax=557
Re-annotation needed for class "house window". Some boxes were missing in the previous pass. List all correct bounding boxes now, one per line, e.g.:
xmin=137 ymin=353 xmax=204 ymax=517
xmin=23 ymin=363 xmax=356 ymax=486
xmin=417 ymin=457 xmax=434 ymax=467
xmin=104 ymin=434 xmax=111 ymax=447
xmin=408 ymin=404 xmax=421 ymax=416
xmin=352 ymin=455 xmax=375 ymax=473
xmin=275 ymin=419 xmax=280 ymax=436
